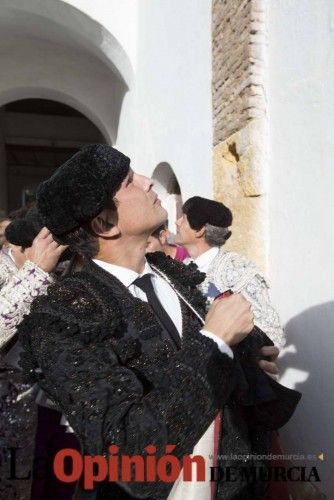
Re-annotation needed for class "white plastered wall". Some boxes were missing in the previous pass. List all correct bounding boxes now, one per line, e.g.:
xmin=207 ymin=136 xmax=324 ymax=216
xmin=268 ymin=1 xmax=334 ymax=495
xmin=0 ymin=0 xmax=135 ymax=150
xmin=134 ymin=0 xmax=213 ymax=202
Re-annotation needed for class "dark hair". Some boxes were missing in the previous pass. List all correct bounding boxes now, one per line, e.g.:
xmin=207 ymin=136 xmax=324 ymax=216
xmin=56 ymin=226 xmax=98 ymax=262
xmin=151 ymin=221 xmax=168 ymax=239
xmin=55 ymin=195 xmax=118 ymax=262
xmin=8 ymin=206 xmax=30 ymax=221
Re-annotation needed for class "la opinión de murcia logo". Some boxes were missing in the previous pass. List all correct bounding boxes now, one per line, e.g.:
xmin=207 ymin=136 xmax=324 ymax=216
xmin=54 ymin=445 xmax=322 ymax=490
xmin=2 ymin=445 xmax=321 ymax=490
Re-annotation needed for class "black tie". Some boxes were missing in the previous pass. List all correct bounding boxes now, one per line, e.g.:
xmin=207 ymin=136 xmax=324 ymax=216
xmin=133 ymin=274 xmax=181 ymax=349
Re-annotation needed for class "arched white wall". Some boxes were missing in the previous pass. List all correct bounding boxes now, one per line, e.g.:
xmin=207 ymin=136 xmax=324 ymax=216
xmin=0 ymin=87 xmax=111 ymax=146
xmin=62 ymin=0 xmax=138 ymax=72
xmin=152 ymin=163 xmax=180 ymax=196
xmin=0 ymin=0 xmax=134 ymax=153
xmin=0 ymin=0 xmax=135 ymax=88
xmin=0 ymin=0 xmax=137 ymax=217
xmin=0 ymin=0 xmax=213 ymax=197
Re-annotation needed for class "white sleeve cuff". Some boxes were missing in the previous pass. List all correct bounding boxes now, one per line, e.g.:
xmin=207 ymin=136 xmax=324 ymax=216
xmin=200 ymin=329 xmax=234 ymax=359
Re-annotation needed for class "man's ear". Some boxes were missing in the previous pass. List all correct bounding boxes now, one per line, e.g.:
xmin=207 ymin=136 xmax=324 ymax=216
xmin=159 ymin=229 xmax=168 ymax=246
xmin=90 ymin=208 xmax=120 ymax=238
xmin=195 ymin=226 xmax=206 ymax=239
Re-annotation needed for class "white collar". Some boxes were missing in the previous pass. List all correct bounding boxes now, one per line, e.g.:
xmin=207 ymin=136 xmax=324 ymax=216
xmin=194 ymin=247 xmax=220 ymax=273
xmin=93 ymin=259 xmax=153 ymax=288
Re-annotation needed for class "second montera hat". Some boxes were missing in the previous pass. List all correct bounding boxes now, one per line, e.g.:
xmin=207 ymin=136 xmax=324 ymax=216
xmin=5 ymin=206 xmax=43 ymax=248
xmin=37 ymin=144 xmax=130 ymax=235
xmin=5 ymin=206 xmax=73 ymax=262
xmin=183 ymin=196 xmax=232 ymax=230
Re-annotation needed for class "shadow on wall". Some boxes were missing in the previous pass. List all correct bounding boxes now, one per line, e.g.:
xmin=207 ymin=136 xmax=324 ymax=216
xmin=278 ymin=301 xmax=334 ymax=499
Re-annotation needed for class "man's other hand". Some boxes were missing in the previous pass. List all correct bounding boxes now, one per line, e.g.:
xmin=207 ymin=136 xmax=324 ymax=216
xmin=258 ymin=345 xmax=280 ymax=380
xmin=204 ymin=293 xmax=254 ymax=346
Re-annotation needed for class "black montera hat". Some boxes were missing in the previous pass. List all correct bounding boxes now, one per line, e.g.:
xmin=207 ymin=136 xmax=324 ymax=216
xmin=37 ymin=144 xmax=130 ymax=236
xmin=183 ymin=196 xmax=232 ymax=230
xmin=5 ymin=206 xmax=73 ymax=263
xmin=5 ymin=206 xmax=43 ymax=248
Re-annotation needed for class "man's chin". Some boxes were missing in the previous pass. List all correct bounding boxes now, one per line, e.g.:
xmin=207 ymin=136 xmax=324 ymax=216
xmin=160 ymin=205 xmax=168 ymax=217
xmin=156 ymin=205 xmax=168 ymax=221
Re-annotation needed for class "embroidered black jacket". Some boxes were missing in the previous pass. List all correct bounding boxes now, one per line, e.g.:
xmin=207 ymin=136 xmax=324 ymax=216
xmin=17 ymin=253 xmax=300 ymax=500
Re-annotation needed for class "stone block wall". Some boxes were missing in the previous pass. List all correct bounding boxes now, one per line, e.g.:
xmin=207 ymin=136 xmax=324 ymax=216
xmin=212 ymin=0 xmax=268 ymax=270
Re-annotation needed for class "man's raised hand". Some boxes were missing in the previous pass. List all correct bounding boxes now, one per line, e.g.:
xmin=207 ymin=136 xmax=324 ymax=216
xmin=204 ymin=293 xmax=254 ymax=346
xmin=25 ymin=227 xmax=68 ymax=273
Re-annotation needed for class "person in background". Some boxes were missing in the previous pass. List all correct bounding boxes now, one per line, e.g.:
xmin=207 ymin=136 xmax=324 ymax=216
xmin=175 ymin=196 xmax=291 ymax=500
xmin=0 ymin=210 xmax=80 ymax=500
xmin=0 ymin=242 xmax=17 ymax=289
xmin=0 ymin=216 xmax=11 ymax=249
xmin=1 ymin=213 xmax=66 ymax=350
xmin=146 ymin=221 xmax=189 ymax=261
xmin=176 ymin=196 xmax=285 ymax=349
xmin=0 ymin=207 xmax=31 ymax=287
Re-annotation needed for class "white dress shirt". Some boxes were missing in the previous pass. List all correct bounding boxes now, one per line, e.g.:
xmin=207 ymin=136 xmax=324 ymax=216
xmin=93 ymin=258 xmax=233 ymax=357
xmin=194 ymin=246 xmax=220 ymax=273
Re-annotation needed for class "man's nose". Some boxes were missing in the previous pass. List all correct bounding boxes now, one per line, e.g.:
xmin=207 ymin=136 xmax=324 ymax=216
xmin=133 ymin=173 xmax=154 ymax=191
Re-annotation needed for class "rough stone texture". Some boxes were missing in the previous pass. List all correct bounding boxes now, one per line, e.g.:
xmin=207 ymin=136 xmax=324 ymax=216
xmin=212 ymin=119 xmax=267 ymax=270
xmin=212 ymin=0 xmax=268 ymax=270
xmin=212 ymin=0 xmax=267 ymax=145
